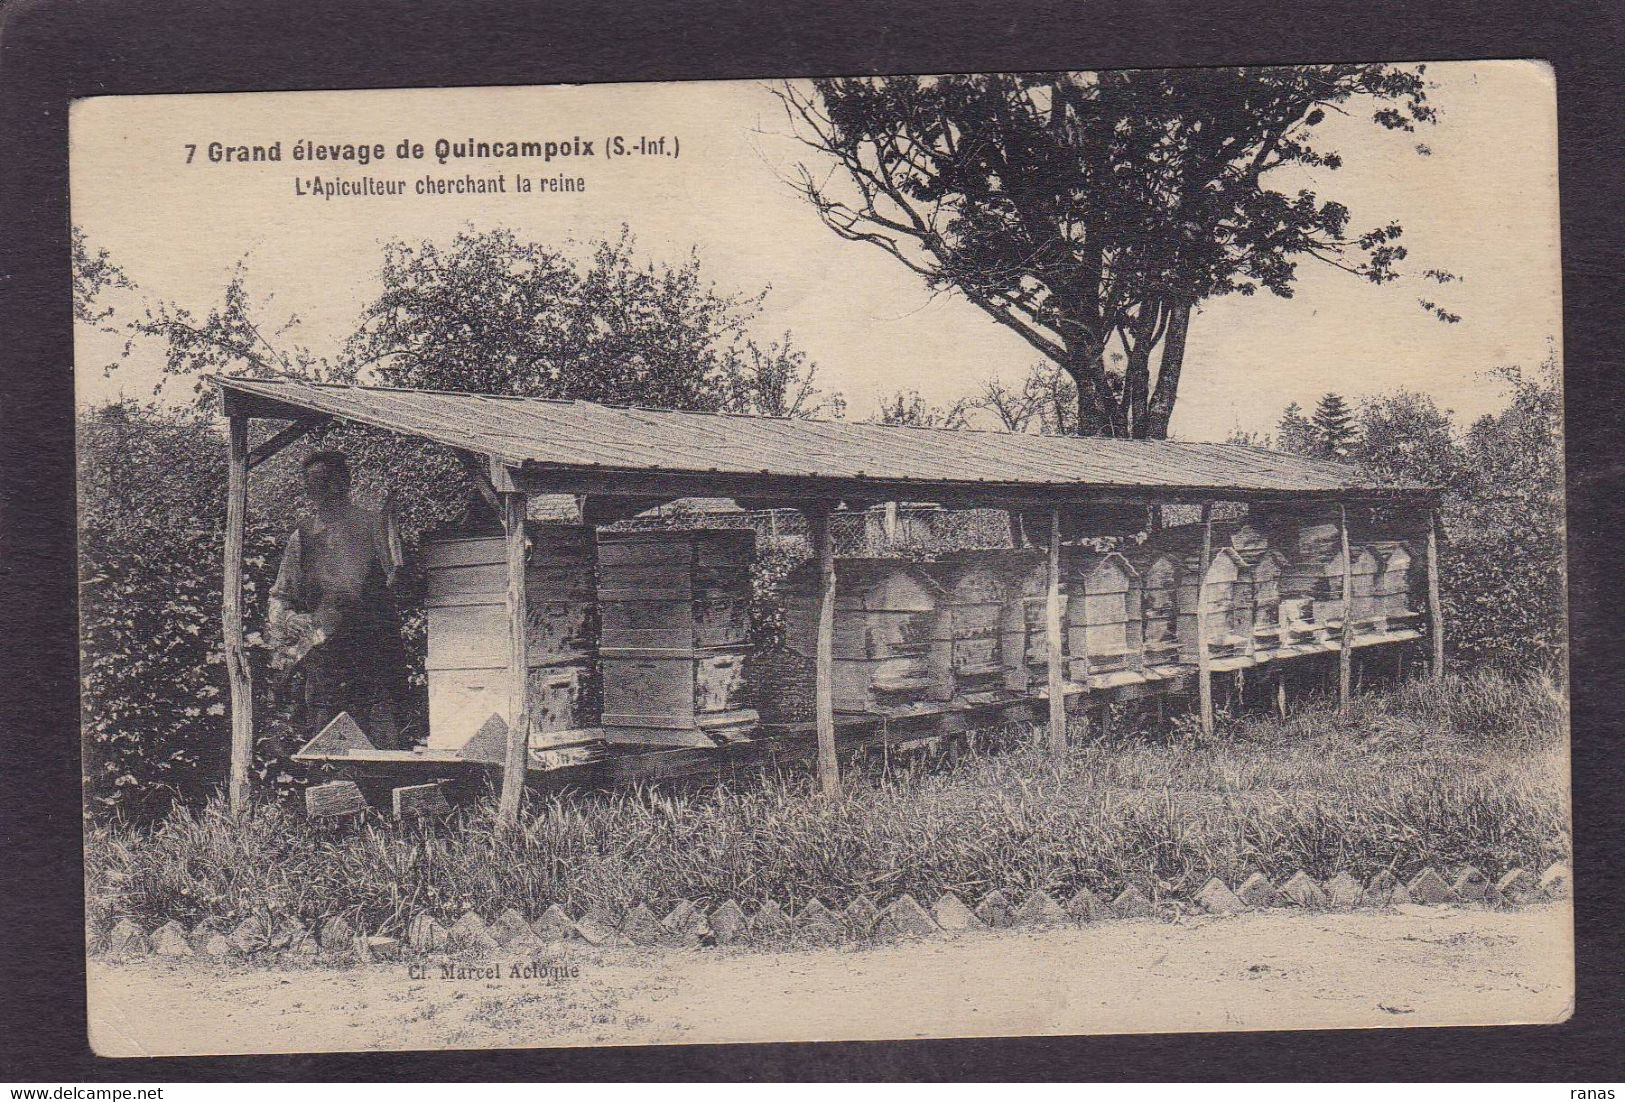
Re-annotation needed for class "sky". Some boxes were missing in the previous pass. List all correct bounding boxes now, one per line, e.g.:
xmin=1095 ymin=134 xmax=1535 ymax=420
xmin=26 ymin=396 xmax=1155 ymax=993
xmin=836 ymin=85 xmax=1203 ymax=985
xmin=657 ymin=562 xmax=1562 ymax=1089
xmin=69 ymin=60 xmax=1561 ymax=441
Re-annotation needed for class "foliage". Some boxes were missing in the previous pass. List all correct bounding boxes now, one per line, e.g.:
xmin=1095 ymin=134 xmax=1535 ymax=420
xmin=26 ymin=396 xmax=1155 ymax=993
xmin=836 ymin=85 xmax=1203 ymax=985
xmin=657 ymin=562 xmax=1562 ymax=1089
xmin=86 ymin=670 xmax=1568 ymax=937
xmin=778 ymin=66 xmax=1452 ymax=438
xmin=1310 ymin=393 xmax=1358 ymax=458
xmin=966 ymin=363 xmax=1081 ymax=435
xmin=342 ymin=226 xmax=837 ymax=418
xmin=1272 ymin=361 xmax=1565 ymax=670
xmin=77 ymin=402 xmax=298 ymax=823
xmin=1276 ymin=402 xmax=1318 ymax=456
xmin=871 ymin=389 xmax=970 ymax=428
xmin=71 ymin=226 xmax=132 ymax=330
xmin=1353 ymin=388 xmax=1475 ymax=498
xmin=1445 ymin=363 xmax=1566 ymax=669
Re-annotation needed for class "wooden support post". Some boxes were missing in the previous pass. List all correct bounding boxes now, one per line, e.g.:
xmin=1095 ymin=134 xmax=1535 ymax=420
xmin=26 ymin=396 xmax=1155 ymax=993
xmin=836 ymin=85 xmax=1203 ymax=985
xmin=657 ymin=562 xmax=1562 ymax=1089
xmin=1043 ymin=508 xmax=1067 ymax=760
xmin=498 ymin=491 xmax=530 ymax=825
xmin=456 ymin=451 xmax=502 ymax=513
xmin=1337 ymin=503 xmax=1354 ymax=707
xmin=809 ymin=506 xmax=840 ymax=796
xmin=1426 ymin=507 xmax=1445 ymax=680
xmin=1196 ymin=503 xmax=1215 ymax=737
xmin=223 ymin=413 xmax=254 ymax=816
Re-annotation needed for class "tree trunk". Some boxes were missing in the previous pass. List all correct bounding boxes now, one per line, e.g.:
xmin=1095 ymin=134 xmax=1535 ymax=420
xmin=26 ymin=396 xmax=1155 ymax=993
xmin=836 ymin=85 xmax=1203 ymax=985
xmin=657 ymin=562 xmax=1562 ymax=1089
xmin=1125 ymin=343 xmax=1152 ymax=439
xmin=1067 ymin=342 xmax=1117 ymax=437
xmin=1121 ymin=304 xmax=1160 ymax=438
xmin=1145 ymin=300 xmax=1192 ymax=440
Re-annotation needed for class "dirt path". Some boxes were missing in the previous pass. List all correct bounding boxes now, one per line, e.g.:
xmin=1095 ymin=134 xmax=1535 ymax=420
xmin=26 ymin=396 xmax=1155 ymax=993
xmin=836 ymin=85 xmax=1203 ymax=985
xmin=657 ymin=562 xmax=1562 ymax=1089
xmin=87 ymin=903 xmax=1573 ymax=1056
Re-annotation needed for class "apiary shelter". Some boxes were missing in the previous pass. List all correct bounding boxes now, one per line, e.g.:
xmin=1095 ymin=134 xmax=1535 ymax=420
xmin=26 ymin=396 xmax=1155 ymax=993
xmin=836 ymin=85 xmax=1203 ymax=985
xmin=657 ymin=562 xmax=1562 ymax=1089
xmin=213 ymin=375 xmax=1443 ymax=820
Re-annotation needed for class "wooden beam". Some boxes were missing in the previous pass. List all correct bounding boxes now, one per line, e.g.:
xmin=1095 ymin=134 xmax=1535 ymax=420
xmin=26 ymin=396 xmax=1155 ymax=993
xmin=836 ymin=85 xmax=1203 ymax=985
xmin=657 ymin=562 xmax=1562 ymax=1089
xmin=223 ymin=414 xmax=254 ymax=816
xmin=497 ymin=492 xmax=530 ymax=825
xmin=1196 ymin=503 xmax=1215 ymax=737
xmin=455 ymin=450 xmax=501 ymax=512
xmin=489 ymin=455 xmax=520 ymax=494
xmin=504 ymin=463 xmax=1437 ymax=512
xmin=219 ymin=386 xmax=322 ymax=422
xmin=579 ymin=494 xmax=670 ymax=527
xmin=1044 ymin=507 xmax=1067 ymax=762
xmin=1338 ymin=503 xmax=1354 ymax=707
xmin=1426 ymin=507 xmax=1445 ymax=679
xmin=247 ymin=417 xmax=328 ymax=470
xmin=808 ymin=504 xmax=840 ymax=797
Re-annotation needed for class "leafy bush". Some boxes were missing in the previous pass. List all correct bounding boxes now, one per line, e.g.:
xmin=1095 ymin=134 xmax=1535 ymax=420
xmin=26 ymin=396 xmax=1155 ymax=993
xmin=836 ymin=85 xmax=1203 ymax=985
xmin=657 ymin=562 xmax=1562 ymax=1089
xmin=1351 ymin=359 xmax=1565 ymax=670
xmin=78 ymin=402 xmax=284 ymax=823
xmin=1443 ymin=364 xmax=1567 ymax=669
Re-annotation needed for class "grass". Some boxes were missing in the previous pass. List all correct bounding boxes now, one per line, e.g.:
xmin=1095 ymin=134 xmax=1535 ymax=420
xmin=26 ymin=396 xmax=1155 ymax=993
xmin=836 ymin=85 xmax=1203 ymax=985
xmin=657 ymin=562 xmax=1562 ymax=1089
xmin=85 ymin=669 xmax=1570 ymax=939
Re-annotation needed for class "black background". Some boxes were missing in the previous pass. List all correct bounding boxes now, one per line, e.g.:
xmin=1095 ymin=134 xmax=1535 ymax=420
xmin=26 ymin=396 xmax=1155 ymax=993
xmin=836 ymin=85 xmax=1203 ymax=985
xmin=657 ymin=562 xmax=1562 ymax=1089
xmin=2 ymin=0 xmax=1621 ymax=1081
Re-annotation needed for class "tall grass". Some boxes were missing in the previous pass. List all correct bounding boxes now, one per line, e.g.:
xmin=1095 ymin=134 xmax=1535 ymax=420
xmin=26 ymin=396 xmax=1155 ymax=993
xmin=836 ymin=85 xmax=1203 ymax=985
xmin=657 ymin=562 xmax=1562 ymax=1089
xmin=86 ymin=669 xmax=1569 ymax=937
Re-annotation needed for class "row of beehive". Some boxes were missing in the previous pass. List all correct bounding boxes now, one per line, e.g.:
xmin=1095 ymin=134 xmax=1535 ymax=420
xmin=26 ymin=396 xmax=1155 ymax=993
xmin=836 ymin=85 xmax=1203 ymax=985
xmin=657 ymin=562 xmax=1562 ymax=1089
xmin=597 ymin=529 xmax=756 ymax=746
xmin=774 ymin=520 xmax=1423 ymax=715
xmin=418 ymin=517 xmax=1424 ymax=747
xmin=421 ymin=525 xmax=599 ymax=752
xmin=1027 ymin=521 xmax=1423 ymax=689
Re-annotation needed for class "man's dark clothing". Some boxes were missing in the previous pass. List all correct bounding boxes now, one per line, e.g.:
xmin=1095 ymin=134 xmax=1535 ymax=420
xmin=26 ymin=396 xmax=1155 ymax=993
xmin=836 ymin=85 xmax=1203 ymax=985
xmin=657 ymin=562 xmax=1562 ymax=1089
xmin=271 ymin=501 xmax=408 ymax=748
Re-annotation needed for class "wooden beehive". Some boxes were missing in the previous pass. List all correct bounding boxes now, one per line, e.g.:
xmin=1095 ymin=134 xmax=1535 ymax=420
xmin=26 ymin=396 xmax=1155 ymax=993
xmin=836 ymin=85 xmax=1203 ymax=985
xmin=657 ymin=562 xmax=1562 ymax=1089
xmin=1008 ymin=557 xmax=1060 ymax=693
xmin=926 ymin=552 xmax=1022 ymax=701
xmin=1063 ymin=550 xmax=1143 ymax=682
xmin=1370 ymin=540 xmax=1421 ymax=633
xmin=1246 ymin=550 xmax=1290 ymax=653
xmin=1137 ymin=553 xmax=1184 ymax=670
xmin=1347 ymin=546 xmax=1383 ymax=636
xmin=1172 ymin=546 xmax=1251 ymax=664
xmin=778 ymin=558 xmax=946 ymax=714
xmin=597 ymin=529 xmax=756 ymax=747
xmin=421 ymin=524 xmax=598 ymax=751
xmin=1274 ymin=519 xmax=1347 ymax=643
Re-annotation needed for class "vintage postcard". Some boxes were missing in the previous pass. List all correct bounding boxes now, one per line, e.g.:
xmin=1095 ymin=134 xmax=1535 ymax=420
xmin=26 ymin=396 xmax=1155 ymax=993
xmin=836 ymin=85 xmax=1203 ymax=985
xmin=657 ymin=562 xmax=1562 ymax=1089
xmin=72 ymin=61 xmax=1571 ymax=1057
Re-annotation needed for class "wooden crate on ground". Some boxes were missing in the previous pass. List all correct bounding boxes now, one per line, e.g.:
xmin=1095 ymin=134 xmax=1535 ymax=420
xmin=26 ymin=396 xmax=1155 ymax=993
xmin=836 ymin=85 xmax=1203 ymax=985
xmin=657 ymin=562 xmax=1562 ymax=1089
xmin=597 ymin=529 xmax=757 ymax=747
xmin=421 ymin=525 xmax=598 ymax=751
